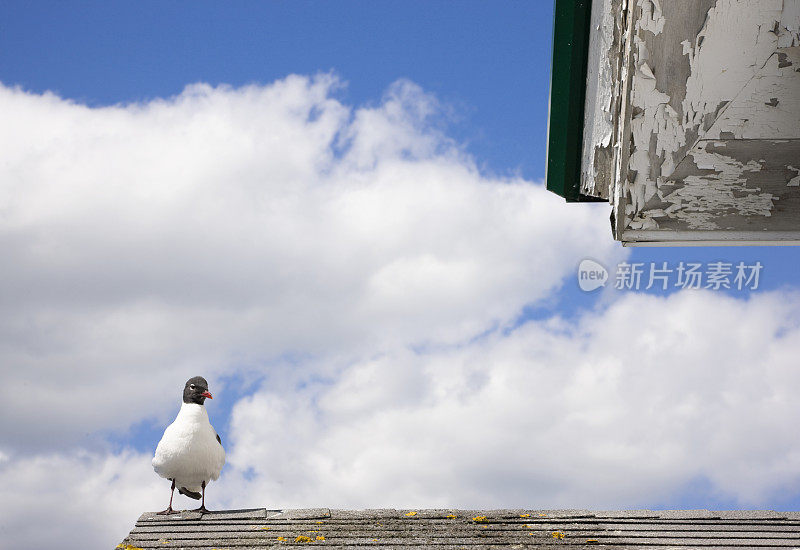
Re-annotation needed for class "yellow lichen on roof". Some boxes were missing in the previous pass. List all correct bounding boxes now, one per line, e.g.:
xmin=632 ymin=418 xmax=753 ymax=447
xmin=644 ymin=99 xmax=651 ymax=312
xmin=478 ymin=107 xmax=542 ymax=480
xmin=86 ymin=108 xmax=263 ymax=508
xmin=121 ymin=507 xmax=800 ymax=548
xmin=295 ymin=535 xmax=313 ymax=542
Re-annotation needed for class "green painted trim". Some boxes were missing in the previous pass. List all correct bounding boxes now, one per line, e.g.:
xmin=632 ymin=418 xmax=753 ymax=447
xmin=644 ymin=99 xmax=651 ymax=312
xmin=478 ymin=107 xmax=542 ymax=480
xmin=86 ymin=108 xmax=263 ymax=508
xmin=545 ymin=0 xmax=603 ymax=202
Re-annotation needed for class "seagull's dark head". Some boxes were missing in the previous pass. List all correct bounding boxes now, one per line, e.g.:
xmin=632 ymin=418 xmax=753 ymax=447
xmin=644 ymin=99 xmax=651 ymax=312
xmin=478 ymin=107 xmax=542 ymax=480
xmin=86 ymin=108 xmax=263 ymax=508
xmin=183 ymin=376 xmax=213 ymax=405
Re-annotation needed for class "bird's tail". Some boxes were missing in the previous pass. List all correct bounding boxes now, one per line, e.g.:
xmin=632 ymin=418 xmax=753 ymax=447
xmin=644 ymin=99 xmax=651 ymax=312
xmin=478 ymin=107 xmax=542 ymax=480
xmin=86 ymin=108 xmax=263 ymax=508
xmin=178 ymin=487 xmax=202 ymax=500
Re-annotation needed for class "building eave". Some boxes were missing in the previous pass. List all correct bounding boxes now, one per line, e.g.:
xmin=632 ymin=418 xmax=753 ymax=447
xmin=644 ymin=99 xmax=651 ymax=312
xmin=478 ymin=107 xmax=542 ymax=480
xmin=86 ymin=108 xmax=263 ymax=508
xmin=545 ymin=0 xmax=604 ymax=203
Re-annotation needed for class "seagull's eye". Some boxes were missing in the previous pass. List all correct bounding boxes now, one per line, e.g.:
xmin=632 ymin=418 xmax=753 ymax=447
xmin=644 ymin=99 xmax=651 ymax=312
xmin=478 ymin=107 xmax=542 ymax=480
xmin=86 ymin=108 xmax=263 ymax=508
xmin=190 ymin=384 xmax=196 ymax=389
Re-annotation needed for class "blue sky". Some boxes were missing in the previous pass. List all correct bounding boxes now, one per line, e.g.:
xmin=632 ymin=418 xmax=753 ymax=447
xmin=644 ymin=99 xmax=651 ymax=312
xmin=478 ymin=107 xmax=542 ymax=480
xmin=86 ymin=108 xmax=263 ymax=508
xmin=1 ymin=1 xmax=550 ymax=179
xmin=2 ymin=2 xmax=800 ymax=548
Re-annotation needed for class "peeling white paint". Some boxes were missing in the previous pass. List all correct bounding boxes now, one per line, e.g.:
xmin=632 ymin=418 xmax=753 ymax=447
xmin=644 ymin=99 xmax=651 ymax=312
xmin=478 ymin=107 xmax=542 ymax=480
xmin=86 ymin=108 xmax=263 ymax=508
xmin=682 ymin=0 xmax=784 ymax=133
xmin=706 ymin=47 xmax=800 ymax=139
xmin=788 ymin=165 xmax=800 ymax=186
xmin=657 ymin=143 xmax=776 ymax=230
xmin=778 ymin=0 xmax=800 ymax=48
xmin=580 ymin=0 xmax=616 ymax=197
xmin=624 ymin=0 xmax=684 ymax=220
xmin=628 ymin=67 xmax=683 ymax=210
xmin=620 ymin=0 xmax=798 ymax=232
xmin=638 ymin=0 xmax=665 ymax=35
xmin=610 ymin=0 xmax=637 ymax=237
xmin=601 ymin=0 xmax=800 ymax=243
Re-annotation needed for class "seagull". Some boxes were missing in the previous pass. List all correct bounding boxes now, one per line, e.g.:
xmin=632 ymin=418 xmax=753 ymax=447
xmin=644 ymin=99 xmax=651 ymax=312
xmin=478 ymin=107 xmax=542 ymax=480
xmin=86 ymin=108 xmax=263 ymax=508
xmin=152 ymin=376 xmax=226 ymax=514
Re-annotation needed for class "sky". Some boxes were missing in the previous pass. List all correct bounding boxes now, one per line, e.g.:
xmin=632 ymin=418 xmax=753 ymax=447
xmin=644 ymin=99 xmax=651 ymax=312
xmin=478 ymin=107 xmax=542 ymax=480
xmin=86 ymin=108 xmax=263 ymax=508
xmin=1 ymin=2 xmax=800 ymax=548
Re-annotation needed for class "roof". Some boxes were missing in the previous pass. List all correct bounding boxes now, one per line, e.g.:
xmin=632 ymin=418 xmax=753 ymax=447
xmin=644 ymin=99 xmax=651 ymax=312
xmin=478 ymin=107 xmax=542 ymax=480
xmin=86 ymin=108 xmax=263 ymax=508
xmin=117 ymin=508 xmax=800 ymax=548
xmin=544 ymin=0 xmax=800 ymax=246
xmin=544 ymin=0 xmax=601 ymax=203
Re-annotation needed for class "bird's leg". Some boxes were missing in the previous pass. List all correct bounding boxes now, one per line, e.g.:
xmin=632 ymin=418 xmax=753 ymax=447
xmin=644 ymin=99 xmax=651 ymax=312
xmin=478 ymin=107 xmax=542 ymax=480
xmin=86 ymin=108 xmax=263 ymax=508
xmin=192 ymin=480 xmax=209 ymax=513
xmin=157 ymin=479 xmax=177 ymax=515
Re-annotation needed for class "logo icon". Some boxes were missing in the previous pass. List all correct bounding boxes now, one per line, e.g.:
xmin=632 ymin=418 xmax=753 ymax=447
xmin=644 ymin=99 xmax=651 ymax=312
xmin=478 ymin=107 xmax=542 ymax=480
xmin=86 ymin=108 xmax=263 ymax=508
xmin=578 ymin=259 xmax=608 ymax=292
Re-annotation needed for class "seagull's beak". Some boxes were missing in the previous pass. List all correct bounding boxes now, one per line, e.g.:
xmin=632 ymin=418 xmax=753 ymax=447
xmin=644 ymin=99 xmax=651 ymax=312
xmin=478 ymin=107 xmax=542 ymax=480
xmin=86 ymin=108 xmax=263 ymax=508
xmin=201 ymin=391 xmax=213 ymax=399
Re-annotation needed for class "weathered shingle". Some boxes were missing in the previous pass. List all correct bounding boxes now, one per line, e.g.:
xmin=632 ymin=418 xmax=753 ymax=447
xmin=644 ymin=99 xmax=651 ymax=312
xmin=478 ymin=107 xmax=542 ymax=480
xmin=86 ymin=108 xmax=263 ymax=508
xmin=117 ymin=508 xmax=800 ymax=549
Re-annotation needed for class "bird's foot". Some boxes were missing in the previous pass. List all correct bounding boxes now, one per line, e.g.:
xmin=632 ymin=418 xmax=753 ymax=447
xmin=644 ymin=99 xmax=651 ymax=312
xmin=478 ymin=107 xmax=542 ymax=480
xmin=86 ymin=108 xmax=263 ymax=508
xmin=191 ymin=505 xmax=210 ymax=513
xmin=156 ymin=507 xmax=178 ymax=515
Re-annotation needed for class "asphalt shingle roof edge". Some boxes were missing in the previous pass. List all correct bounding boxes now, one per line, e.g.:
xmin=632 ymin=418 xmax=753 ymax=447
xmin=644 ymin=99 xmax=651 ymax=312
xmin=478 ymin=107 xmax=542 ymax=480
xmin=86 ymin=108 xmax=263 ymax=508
xmin=117 ymin=508 xmax=800 ymax=549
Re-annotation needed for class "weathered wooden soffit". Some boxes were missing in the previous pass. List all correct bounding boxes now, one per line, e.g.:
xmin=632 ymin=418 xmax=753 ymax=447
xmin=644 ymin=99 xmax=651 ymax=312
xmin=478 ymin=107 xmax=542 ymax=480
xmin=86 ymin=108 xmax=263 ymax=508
xmin=546 ymin=0 xmax=800 ymax=246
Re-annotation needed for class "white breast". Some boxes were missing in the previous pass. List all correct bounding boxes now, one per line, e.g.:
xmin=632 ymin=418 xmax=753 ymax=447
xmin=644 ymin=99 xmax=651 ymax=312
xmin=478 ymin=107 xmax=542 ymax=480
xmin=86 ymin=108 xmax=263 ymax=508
xmin=152 ymin=403 xmax=226 ymax=491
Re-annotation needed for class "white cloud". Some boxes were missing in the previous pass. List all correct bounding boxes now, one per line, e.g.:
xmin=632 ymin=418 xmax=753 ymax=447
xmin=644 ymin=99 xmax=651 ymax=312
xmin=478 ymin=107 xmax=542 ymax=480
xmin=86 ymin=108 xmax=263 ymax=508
xmin=223 ymin=290 xmax=800 ymax=510
xmin=0 ymin=75 xmax=619 ymax=451
xmin=0 ymin=73 xmax=627 ymax=549
xmin=4 ymin=69 xmax=799 ymax=550
xmin=4 ymin=286 xmax=800 ymax=549
xmin=0 ymin=450 xmax=162 ymax=549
